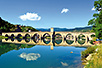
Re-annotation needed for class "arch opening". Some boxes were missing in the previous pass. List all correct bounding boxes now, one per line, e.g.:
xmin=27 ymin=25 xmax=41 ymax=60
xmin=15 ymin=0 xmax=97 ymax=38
xmin=55 ymin=33 xmax=62 ymax=44
xmin=78 ymin=34 xmax=86 ymax=45
xmin=89 ymin=34 xmax=95 ymax=44
xmin=17 ymin=34 xmax=23 ymax=42
xmin=66 ymin=33 xmax=74 ymax=45
xmin=43 ymin=33 xmax=51 ymax=44
xmin=25 ymin=38 xmax=30 ymax=43
xmin=25 ymin=34 xmax=30 ymax=39
xmin=32 ymin=33 xmax=40 ymax=43
xmin=5 ymin=34 xmax=9 ymax=41
xmin=11 ymin=34 xmax=15 ymax=41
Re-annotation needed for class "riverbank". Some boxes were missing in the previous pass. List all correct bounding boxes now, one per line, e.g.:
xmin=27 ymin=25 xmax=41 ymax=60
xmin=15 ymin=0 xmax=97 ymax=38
xmin=81 ymin=44 xmax=102 ymax=68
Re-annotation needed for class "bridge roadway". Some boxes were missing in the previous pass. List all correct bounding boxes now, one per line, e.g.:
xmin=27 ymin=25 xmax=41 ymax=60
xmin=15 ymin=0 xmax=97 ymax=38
xmin=2 ymin=28 xmax=95 ymax=46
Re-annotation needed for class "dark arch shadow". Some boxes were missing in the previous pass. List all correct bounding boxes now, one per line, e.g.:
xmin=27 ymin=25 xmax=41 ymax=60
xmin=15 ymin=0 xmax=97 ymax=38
xmin=32 ymin=33 xmax=39 ymax=43
xmin=17 ymin=34 xmax=23 ymax=42
xmin=55 ymin=33 xmax=62 ymax=44
xmin=66 ymin=33 xmax=74 ymax=45
xmin=25 ymin=38 xmax=30 ymax=43
xmin=25 ymin=34 xmax=30 ymax=39
xmin=78 ymin=34 xmax=86 ymax=45
xmin=5 ymin=34 xmax=9 ymax=41
xmin=89 ymin=34 xmax=95 ymax=44
xmin=11 ymin=34 xmax=15 ymax=41
xmin=43 ymin=33 xmax=51 ymax=44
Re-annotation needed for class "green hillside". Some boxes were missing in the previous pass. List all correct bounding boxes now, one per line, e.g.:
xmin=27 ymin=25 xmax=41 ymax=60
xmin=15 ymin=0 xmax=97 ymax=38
xmin=0 ymin=17 xmax=38 ymax=32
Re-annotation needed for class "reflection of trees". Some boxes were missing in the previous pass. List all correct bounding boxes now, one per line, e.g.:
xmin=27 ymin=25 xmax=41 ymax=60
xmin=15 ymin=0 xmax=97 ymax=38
xmin=66 ymin=40 xmax=74 ymax=45
xmin=0 ymin=43 xmax=35 ymax=56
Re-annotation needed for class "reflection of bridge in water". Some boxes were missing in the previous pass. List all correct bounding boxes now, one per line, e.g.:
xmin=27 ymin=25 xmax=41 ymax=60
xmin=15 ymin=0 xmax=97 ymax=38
xmin=2 ymin=28 xmax=95 ymax=50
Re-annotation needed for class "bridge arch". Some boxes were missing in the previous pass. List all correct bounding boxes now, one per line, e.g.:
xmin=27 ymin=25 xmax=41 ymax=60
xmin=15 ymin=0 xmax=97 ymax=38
xmin=43 ymin=33 xmax=51 ymax=44
xmin=89 ymin=34 xmax=95 ymax=44
xmin=5 ymin=34 xmax=9 ymax=41
xmin=55 ymin=33 xmax=62 ymax=44
xmin=25 ymin=34 xmax=30 ymax=38
xmin=11 ymin=34 xmax=14 ymax=36
xmin=66 ymin=33 xmax=74 ymax=45
xmin=5 ymin=34 xmax=9 ymax=37
xmin=17 ymin=34 xmax=22 ymax=38
xmin=32 ymin=33 xmax=40 ymax=43
xmin=2 ymin=31 xmax=95 ymax=46
xmin=10 ymin=34 xmax=15 ymax=41
xmin=77 ymin=34 xmax=86 ymax=45
xmin=25 ymin=38 xmax=30 ymax=43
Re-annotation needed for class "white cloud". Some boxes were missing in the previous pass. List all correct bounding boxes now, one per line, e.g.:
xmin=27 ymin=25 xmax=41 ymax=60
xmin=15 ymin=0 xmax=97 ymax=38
xmin=61 ymin=62 xmax=68 ymax=66
xmin=92 ymin=7 xmax=95 ymax=11
xmin=61 ymin=8 xmax=69 ymax=13
xmin=19 ymin=12 xmax=41 ymax=21
xmin=19 ymin=53 xmax=41 ymax=61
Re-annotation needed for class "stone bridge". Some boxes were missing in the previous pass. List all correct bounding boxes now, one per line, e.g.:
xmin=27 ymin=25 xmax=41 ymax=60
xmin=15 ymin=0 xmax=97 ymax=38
xmin=2 ymin=28 xmax=95 ymax=46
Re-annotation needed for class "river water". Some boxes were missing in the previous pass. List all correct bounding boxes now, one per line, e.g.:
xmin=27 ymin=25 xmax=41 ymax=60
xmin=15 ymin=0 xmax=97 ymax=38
xmin=0 ymin=41 xmax=86 ymax=68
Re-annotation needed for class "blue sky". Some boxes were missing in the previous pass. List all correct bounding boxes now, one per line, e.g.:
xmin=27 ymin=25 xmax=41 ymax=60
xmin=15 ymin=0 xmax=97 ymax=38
xmin=0 ymin=0 xmax=96 ymax=28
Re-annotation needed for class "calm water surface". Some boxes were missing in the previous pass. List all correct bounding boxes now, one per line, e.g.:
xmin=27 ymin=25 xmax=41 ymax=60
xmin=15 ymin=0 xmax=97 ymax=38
xmin=0 ymin=42 xmax=86 ymax=68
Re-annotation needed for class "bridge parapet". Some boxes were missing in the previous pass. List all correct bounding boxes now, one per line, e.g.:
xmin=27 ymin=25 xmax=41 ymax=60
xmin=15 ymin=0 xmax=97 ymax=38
xmin=2 ymin=30 xmax=95 ymax=46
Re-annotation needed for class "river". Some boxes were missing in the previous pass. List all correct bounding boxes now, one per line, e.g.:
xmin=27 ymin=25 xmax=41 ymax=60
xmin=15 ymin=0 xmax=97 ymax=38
xmin=0 ymin=38 xmax=86 ymax=68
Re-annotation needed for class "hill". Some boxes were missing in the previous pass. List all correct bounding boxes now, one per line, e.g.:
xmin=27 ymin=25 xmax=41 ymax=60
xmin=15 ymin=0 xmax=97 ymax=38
xmin=0 ymin=17 xmax=37 ymax=32
xmin=36 ymin=26 xmax=92 ymax=32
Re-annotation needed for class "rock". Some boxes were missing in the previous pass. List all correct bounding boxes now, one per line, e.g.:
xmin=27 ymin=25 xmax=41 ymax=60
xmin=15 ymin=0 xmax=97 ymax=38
xmin=86 ymin=54 xmax=92 ymax=61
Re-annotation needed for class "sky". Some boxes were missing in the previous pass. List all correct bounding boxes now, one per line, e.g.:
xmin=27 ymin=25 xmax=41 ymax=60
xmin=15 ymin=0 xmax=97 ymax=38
xmin=0 ymin=0 xmax=96 ymax=28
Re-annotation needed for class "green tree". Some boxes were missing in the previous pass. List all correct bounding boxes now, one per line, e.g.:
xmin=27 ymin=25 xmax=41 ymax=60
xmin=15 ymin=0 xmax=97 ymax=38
xmin=88 ymin=0 xmax=102 ymax=39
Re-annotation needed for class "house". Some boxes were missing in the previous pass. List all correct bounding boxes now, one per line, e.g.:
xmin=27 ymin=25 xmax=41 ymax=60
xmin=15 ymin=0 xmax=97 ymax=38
xmin=93 ymin=39 xmax=102 ymax=44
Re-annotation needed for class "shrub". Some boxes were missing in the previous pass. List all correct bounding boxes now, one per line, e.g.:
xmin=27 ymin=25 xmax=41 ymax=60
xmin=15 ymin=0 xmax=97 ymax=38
xmin=85 ymin=45 xmax=102 ymax=68
xmin=81 ymin=46 xmax=97 ymax=58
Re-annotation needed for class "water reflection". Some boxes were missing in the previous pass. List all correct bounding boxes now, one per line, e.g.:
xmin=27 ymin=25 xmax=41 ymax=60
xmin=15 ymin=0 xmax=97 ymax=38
xmin=19 ymin=53 xmax=41 ymax=61
xmin=0 ymin=43 xmax=35 ymax=56
xmin=25 ymin=38 xmax=30 ymax=43
xmin=61 ymin=62 xmax=68 ymax=66
xmin=0 ymin=41 xmax=86 ymax=68
xmin=17 ymin=38 xmax=22 ymax=42
xmin=11 ymin=38 xmax=15 ymax=41
xmin=5 ymin=38 xmax=8 ymax=41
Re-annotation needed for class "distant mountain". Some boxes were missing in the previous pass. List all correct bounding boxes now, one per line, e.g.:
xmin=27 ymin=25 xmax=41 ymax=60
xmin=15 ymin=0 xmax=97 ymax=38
xmin=36 ymin=26 xmax=92 ymax=32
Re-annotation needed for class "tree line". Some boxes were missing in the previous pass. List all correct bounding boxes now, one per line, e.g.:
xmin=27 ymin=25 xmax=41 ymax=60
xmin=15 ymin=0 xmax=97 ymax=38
xmin=88 ymin=0 xmax=102 ymax=39
xmin=0 ymin=17 xmax=38 ymax=32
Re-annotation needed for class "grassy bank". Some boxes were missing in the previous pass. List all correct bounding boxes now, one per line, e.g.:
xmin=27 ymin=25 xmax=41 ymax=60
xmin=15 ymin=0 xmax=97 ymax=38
xmin=81 ymin=44 xmax=102 ymax=68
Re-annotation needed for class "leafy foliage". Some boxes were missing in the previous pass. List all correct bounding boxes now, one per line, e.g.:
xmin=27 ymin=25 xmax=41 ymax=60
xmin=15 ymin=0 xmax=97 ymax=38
xmin=0 ymin=17 xmax=15 ymax=32
xmin=88 ymin=0 xmax=102 ymax=39
xmin=85 ymin=45 xmax=102 ymax=68
xmin=81 ymin=46 xmax=97 ymax=58
xmin=0 ymin=17 xmax=38 ymax=32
